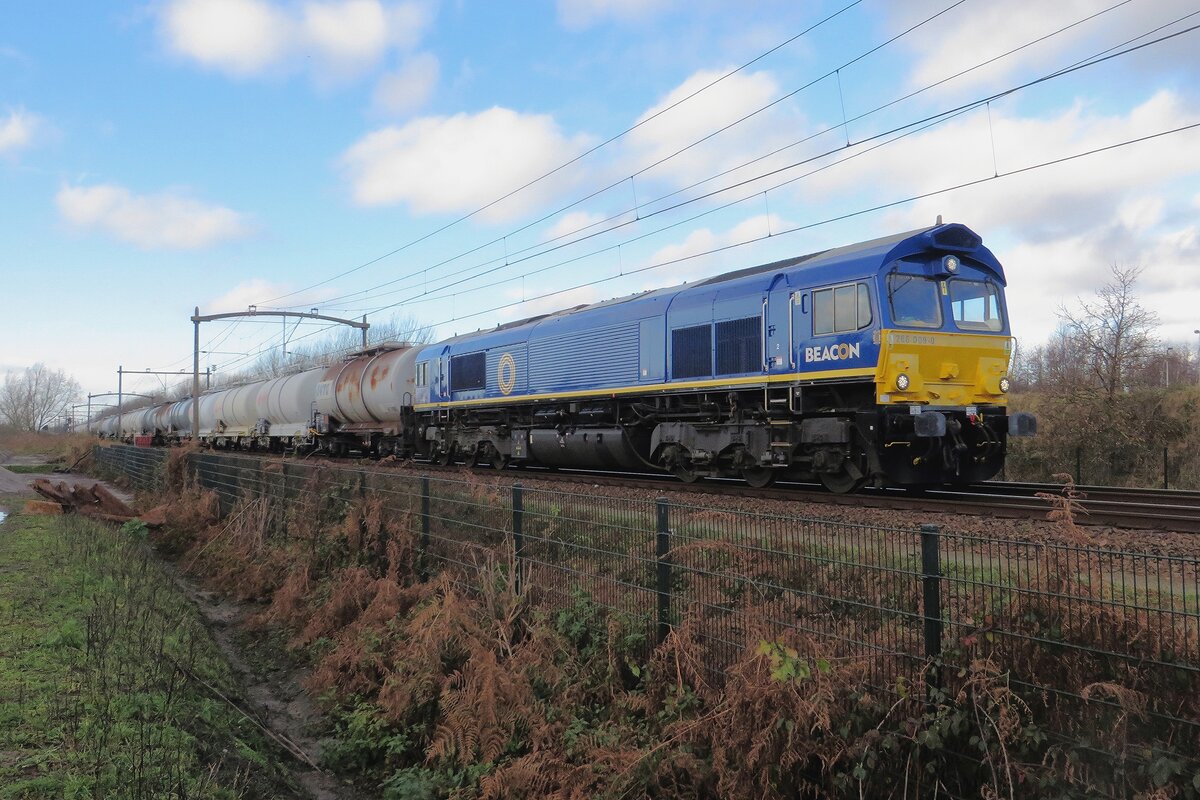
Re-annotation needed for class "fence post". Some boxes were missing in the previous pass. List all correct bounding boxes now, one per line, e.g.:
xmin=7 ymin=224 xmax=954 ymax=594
xmin=920 ymin=523 xmax=943 ymax=699
xmin=655 ymin=497 xmax=672 ymax=645
xmin=512 ymin=483 xmax=524 ymax=595
xmin=420 ymin=476 xmax=431 ymax=580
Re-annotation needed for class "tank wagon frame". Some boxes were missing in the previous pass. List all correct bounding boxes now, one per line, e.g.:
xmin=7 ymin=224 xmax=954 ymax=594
xmin=95 ymin=223 xmax=1034 ymax=492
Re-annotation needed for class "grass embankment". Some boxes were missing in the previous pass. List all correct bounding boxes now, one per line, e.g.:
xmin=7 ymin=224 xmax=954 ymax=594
xmin=150 ymin=467 xmax=1198 ymax=799
xmin=0 ymin=512 xmax=296 ymax=799
xmin=2 ymin=465 xmax=57 ymax=474
xmin=0 ymin=430 xmax=92 ymax=460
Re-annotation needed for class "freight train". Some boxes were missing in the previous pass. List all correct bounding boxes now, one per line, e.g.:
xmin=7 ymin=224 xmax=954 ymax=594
xmin=95 ymin=222 xmax=1035 ymax=491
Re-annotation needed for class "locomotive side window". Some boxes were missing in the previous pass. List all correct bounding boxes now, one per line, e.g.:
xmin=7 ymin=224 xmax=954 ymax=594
xmin=949 ymin=279 xmax=1003 ymax=331
xmin=813 ymin=282 xmax=872 ymax=335
xmin=415 ymin=362 xmax=428 ymax=387
xmin=887 ymin=274 xmax=942 ymax=328
xmin=449 ymin=352 xmax=486 ymax=391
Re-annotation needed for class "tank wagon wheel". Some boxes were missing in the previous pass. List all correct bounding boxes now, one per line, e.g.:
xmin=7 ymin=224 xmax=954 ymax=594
xmin=492 ymin=453 xmax=510 ymax=471
xmin=741 ymin=467 xmax=775 ymax=489
xmin=818 ymin=469 xmax=865 ymax=494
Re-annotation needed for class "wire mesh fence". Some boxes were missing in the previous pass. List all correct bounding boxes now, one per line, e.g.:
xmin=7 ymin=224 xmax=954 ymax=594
xmin=93 ymin=444 xmax=1200 ymax=782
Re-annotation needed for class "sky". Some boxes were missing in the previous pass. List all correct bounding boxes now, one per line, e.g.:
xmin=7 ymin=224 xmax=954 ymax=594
xmin=2 ymin=0 xmax=1200 ymax=409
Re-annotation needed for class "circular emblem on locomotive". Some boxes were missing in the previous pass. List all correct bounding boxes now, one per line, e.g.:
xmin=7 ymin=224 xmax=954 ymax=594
xmin=497 ymin=352 xmax=517 ymax=395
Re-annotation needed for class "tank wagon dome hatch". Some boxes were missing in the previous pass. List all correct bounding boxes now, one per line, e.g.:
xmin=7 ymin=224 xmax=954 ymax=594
xmin=338 ymin=341 xmax=414 ymax=360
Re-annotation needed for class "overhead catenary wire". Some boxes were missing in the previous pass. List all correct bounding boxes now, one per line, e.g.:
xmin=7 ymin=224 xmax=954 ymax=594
xmin=218 ymin=118 xmax=1200 ymax=378
xmin=267 ymin=0 xmax=969 ymax=316
xmin=204 ymin=5 xmax=1197 ymax=378
xmin=299 ymin=0 xmax=1143 ymax=314
xmin=313 ymin=13 xmax=1200 ymax=320
xmin=254 ymin=0 xmax=869 ymax=308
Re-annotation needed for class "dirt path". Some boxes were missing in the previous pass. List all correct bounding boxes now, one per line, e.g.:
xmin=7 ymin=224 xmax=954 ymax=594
xmin=0 ymin=451 xmax=134 ymax=503
xmin=169 ymin=571 xmax=353 ymax=800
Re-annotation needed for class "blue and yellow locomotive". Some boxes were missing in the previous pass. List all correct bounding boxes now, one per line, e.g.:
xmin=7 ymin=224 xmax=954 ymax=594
xmin=410 ymin=222 xmax=1036 ymax=490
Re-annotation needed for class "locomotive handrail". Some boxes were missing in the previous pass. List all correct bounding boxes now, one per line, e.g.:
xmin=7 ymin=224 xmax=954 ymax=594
xmin=788 ymin=291 xmax=796 ymax=369
xmin=760 ymin=297 xmax=768 ymax=372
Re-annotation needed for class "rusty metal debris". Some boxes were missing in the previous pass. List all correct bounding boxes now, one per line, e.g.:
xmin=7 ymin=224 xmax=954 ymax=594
xmin=29 ymin=478 xmax=152 ymax=525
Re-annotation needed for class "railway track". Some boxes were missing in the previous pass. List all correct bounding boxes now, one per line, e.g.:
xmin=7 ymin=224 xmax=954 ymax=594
xmin=183 ymin=446 xmax=1200 ymax=533
xmin=405 ymin=462 xmax=1200 ymax=533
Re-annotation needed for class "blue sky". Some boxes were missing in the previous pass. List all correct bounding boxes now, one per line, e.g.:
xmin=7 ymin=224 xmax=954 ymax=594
xmin=2 ymin=0 xmax=1199 ymax=404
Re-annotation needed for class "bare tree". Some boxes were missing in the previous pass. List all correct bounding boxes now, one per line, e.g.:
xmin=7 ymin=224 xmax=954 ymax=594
xmin=0 ymin=363 xmax=82 ymax=431
xmin=1059 ymin=266 xmax=1159 ymax=400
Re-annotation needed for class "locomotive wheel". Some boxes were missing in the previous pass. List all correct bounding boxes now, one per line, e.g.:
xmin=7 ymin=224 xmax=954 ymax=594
xmin=435 ymin=447 xmax=454 ymax=466
xmin=741 ymin=467 xmax=776 ymax=488
xmin=819 ymin=469 xmax=865 ymax=494
xmin=672 ymin=464 xmax=702 ymax=484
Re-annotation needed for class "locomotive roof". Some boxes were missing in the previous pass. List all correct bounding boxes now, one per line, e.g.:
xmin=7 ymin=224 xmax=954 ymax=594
xmin=440 ymin=222 xmax=1003 ymax=345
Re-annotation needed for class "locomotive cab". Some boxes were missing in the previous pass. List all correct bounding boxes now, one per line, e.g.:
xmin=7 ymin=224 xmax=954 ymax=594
xmin=865 ymin=227 xmax=1035 ymax=487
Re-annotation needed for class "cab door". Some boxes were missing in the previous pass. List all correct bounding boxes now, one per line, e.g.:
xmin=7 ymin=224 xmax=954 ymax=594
xmin=431 ymin=346 xmax=450 ymax=403
xmin=790 ymin=287 xmax=808 ymax=371
xmin=764 ymin=274 xmax=791 ymax=373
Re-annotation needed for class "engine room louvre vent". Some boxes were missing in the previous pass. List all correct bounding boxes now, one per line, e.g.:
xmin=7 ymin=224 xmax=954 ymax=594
xmin=450 ymin=352 xmax=486 ymax=392
xmin=931 ymin=225 xmax=981 ymax=251
xmin=672 ymin=324 xmax=712 ymax=380
xmin=716 ymin=317 xmax=759 ymax=375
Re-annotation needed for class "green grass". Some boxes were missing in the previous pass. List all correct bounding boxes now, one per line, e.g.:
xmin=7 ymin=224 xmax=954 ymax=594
xmin=0 ymin=513 xmax=297 ymax=799
xmin=2 ymin=464 xmax=57 ymax=474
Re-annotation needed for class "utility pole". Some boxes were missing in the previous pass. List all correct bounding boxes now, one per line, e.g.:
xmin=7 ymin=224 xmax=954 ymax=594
xmin=1195 ymin=330 xmax=1200 ymax=387
xmin=193 ymin=306 xmax=200 ymax=439
xmin=191 ymin=306 xmax=370 ymax=439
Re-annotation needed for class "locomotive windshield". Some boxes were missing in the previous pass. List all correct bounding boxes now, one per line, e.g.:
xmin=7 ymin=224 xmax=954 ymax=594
xmin=887 ymin=274 xmax=942 ymax=328
xmin=949 ymin=279 xmax=1004 ymax=331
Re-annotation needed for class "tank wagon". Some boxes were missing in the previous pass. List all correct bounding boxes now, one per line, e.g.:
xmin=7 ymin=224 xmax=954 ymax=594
xmin=93 ymin=223 xmax=1034 ymax=491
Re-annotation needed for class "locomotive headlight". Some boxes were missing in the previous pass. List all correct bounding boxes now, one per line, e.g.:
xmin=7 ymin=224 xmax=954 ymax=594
xmin=896 ymin=373 xmax=911 ymax=391
xmin=942 ymin=255 xmax=960 ymax=273
xmin=999 ymin=376 xmax=1011 ymax=393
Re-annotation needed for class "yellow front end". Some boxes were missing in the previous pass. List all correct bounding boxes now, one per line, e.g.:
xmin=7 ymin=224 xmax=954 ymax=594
xmin=874 ymin=329 xmax=1012 ymax=406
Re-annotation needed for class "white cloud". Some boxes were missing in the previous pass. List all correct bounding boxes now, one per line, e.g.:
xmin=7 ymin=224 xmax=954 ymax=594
xmin=644 ymin=213 xmax=791 ymax=286
xmin=556 ymin=0 xmax=675 ymax=30
xmin=498 ymin=284 xmax=601 ymax=321
xmin=159 ymin=0 xmax=434 ymax=82
xmin=802 ymin=91 xmax=1200 ymax=240
xmin=161 ymin=0 xmax=291 ymax=76
xmin=300 ymin=0 xmax=394 ymax=78
xmin=543 ymin=211 xmax=610 ymax=243
xmin=0 ymin=109 xmax=43 ymax=155
xmin=890 ymin=0 xmax=1200 ymax=95
xmin=623 ymin=68 xmax=812 ymax=195
xmin=783 ymin=89 xmax=1200 ymax=346
xmin=207 ymin=278 xmax=337 ymax=313
xmin=339 ymin=107 xmax=594 ymax=220
xmin=56 ymin=183 xmax=254 ymax=250
xmin=372 ymin=52 xmax=439 ymax=115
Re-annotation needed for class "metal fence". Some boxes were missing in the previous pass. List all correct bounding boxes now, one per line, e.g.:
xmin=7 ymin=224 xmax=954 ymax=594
xmin=93 ymin=444 xmax=1200 ymax=789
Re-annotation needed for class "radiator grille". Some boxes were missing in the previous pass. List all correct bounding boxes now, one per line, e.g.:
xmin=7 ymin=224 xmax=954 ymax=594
xmin=716 ymin=316 xmax=760 ymax=375
xmin=672 ymin=325 xmax=712 ymax=379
